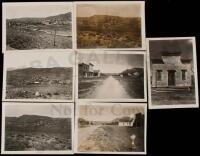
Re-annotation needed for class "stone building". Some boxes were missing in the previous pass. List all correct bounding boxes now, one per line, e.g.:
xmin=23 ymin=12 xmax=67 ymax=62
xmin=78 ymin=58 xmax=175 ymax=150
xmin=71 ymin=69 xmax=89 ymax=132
xmin=151 ymin=52 xmax=193 ymax=87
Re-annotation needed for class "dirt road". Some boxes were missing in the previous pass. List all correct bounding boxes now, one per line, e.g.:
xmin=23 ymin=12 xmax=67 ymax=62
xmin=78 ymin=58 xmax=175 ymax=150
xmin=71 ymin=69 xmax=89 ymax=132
xmin=78 ymin=125 xmax=144 ymax=152
xmin=78 ymin=126 xmax=100 ymax=147
xmin=89 ymin=76 xmax=131 ymax=99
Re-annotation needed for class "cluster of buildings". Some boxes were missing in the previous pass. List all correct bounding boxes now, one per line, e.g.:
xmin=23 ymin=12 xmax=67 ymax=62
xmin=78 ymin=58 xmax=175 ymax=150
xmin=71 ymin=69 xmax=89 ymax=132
xmin=79 ymin=62 xmax=101 ymax=78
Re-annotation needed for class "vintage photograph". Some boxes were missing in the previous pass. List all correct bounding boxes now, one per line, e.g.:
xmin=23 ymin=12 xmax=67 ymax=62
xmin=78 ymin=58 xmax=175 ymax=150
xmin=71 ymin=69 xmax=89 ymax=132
xmin=1 ymin=103 xmax=74 ymax=154
xmin=2 ymin=2 xmax=73 ymax=51
xmin=147 ymin=37 xmax=199 ymax=109
xmin=3 ymin=51 xmax=75 ymax=102
xmin=75 ymin=103 xmax=146 ymax=154
xmin=77 ymin=51 xmax=147 ymax=102
xmin=75 ymin=1 xmax=145 ymax=49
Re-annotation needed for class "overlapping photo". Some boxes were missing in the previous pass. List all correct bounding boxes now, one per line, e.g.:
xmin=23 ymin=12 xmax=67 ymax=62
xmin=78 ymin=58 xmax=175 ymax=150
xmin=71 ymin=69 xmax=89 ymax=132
xmin=75 ymin=102 xmax=146 ymax=154
xmin=2 ymin=2 xmax=73 ymax=51
xmin=147 ymin=37 xmax=199 ymax=109
xmin=76 ymin=51 xmax=147 ymax=102
xmin=75 ymin=1 xmax=146 ymax=50
xmin=2 ymin=51 xmax=75 ymax=102
xmin=1 ymin=103 xmax=74 ymax=154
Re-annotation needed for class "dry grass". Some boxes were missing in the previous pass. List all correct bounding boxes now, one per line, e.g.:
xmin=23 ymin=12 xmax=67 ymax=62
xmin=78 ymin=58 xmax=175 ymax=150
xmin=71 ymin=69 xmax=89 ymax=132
xmin=5 ymin=131 xmax=71 ymax=151
xmin=6 ymin=27 xmax=72 ymax=50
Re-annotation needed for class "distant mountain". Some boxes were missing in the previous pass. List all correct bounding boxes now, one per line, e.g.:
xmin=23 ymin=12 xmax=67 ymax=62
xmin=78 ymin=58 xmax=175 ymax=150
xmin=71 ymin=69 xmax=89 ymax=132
xmin=5 ymin=115 xmax=71 ymax=133
xmin=112 ymin=116 xmax=132 ymax=122
xmin=7 ymin=12 xmax=71 ymax=25
xmin=121 ymin=67 xmax=143 ymax=76
xmin=77 ymin=14 xmax=141 ymax=32
xmin=45 ymin=12 xmax=71 ymax=22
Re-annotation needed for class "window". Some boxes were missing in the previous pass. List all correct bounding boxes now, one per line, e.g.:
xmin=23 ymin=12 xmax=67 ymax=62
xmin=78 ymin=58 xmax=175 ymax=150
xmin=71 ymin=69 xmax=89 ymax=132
xmin=182 ymin=70 xmax=187 ymax=80
xmin=156 ymin=70 xmax=162 ymax=81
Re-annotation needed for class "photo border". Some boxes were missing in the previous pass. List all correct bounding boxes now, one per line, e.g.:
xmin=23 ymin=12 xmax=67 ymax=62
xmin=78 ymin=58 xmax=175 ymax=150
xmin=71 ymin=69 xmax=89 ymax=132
xmin=74 ymin=1 xmax=146 ymax=51
xmin=2 ymin=50 xmax=76 ymax=103
xmin=147 ymin=37 xmax=199 ymax=109
xmin=2 ymin=2 xmax=75 ymax=53
xmin=1 ymin=102 xmax=74 ymax=154
xmin=75 ymin=50 xmax=147 ymax=102
xmin=75 ymin=102 xmax=147 ymax=154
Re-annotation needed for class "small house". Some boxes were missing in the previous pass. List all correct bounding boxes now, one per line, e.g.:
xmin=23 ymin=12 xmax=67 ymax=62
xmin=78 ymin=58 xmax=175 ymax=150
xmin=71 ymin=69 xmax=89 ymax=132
xmin=118 ymin=116 xmax=135 ymax=127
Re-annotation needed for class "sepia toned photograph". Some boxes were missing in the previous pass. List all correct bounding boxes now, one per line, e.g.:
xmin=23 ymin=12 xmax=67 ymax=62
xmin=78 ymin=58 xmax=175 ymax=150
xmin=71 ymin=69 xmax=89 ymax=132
xmin=2 ymin=51 xmax=75 ymax=102
xmin=1 ymin=103 xmax=74 ymax=154
xmin=147 ymin=37 xmax=199 ymax=109
xmin=2 ymin=2 xmax=73 ymax=51
xmin=77 ymin=51 xmax=147 ymax=102
xmin=75 ymin=103 xmax=146 ymax=154
xmin=75 ymin=1 xmax=145 ymax=50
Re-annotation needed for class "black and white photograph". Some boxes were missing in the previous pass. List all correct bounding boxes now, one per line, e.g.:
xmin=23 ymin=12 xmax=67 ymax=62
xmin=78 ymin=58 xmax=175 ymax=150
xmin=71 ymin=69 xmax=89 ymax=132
xmin=75 ymin=103 xmax=146 ymax=154
xmin=2 ymin=51 xmax=75 ymax=102
xmin=77 ymin=51 xmax=147 ymax=102
xmin=75 ymin=1 xmax=146 ymax=50
xmin=2 ymin=2 xmax=73 ymax=51
xmin=1 ymin=103 xmax=74 ymax=154
xmin=147 ymin=37 xmax=199 ymax=109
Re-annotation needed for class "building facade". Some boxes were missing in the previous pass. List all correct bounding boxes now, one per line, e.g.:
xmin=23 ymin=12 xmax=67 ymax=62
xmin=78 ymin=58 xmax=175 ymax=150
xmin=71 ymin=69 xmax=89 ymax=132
xmin=79 ymin=63 xmax=101 ymax=78
xmin=151 ymin=52 xmax=193 ymax=88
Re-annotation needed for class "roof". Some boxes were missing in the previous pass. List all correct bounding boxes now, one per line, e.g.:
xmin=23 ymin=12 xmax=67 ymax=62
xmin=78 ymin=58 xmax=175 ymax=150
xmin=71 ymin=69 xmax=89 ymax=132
xmin=151 ymin=59 xmax=164 ymax=64
xmin=118 ymin=116 xmax=134 ymax=122
xmin=181 ymin=59 xmax=192 ymax=64
xmin=79 ymin=63 xmax=89 ymax=66
xmin=161 ymin=51 xmax=181 ymax=56
xmin=89 ymin=63 xmax=94 ymax=66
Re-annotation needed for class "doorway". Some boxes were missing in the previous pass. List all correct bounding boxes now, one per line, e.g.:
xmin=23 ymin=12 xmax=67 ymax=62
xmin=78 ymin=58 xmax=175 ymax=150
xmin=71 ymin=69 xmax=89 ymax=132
xmin=168 ymin=70 xmax=176 ymax=86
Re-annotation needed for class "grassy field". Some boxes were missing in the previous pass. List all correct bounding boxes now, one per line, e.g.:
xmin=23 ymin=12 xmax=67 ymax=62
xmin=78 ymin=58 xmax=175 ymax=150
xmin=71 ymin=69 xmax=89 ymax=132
xmin=5 ymin=131 xmax=71 ymax=151
xmin=151 ymin=88 xmax=196 ymax=105
xmin=114 ymin=76 xmax=144 ymax=99
xmin=6 ymin=84 xmax=72 ymax=100
xmin=78 ymin=77 xmax=107 ymax=98
xmin=7 ymin=27 xmax=72 ymax=50
xmin=77 ymin=15 xmax=141 ymax=48
xmin=78 ymin=125 xmax=144 ymax=152
xmin=5 ymin=115 xmax=72 ymax=151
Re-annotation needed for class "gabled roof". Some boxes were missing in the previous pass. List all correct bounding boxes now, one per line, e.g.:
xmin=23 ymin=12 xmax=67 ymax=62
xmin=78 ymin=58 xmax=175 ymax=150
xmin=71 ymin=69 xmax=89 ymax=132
xmin=181 ymin=59 xmax=192 ymax=64
xmin=79 ymin=63 xmax=89 ymax=66
xmin=161 ymin=51 xmax=181 ymax=56
xmin=118 ymin=116 xmax=134 ymax=122
xmin=151 ymin=59 xmax=164 ymax=64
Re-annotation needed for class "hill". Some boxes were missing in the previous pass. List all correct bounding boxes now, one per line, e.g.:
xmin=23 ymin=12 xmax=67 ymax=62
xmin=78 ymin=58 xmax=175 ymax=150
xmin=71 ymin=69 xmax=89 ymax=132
xmin=6 ymin=115 xmax=71 ymax=133
xmin=7 ymin=12 xmax=71 ymax=25
xmin=7 ymin=67 xmax=73 ymax=86
xmin=121 ymin=67 xmax=143 ymax=77
xmin=77 ymin=15 xmax=141 ymax=33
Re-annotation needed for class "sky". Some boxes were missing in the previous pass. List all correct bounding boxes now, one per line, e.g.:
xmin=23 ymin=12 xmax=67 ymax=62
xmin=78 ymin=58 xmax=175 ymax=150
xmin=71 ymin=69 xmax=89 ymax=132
xmin=5 ymin=3 xmax=72 ymax=19
xmin=6 ymin=52 xmax=74 ymax=70
xmin=77 ymin=3 xmax=142 ymax=17
xmin=79 ymin=104 xmax=144 ymax=122
xmin=149 ymin=39 xmax=194 ymax=59
xmin=79 ymin=53 xmax=144 ymax=73
xmin=5 ymin=103 xmax=72 ymax=118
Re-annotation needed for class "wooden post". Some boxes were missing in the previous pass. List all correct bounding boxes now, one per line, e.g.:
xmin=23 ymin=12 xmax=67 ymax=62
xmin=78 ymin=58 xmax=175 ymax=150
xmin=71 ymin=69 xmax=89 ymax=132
xmin=53 ymin=29 xmax=56 ymax=46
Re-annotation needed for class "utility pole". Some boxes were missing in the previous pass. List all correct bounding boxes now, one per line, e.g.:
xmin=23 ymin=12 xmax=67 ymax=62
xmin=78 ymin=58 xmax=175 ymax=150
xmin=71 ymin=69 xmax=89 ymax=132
xmin=53 ymin=29 xmax=56 ymax=46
